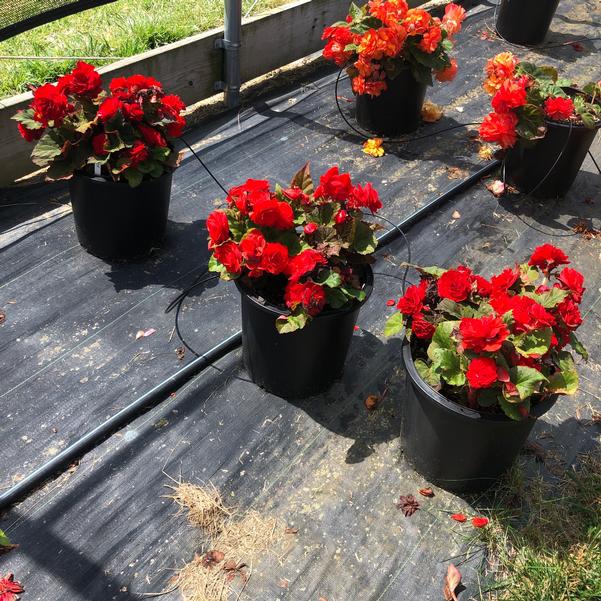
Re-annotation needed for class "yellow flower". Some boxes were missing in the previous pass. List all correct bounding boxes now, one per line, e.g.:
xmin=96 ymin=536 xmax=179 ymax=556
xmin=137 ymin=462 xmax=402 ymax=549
xmin=478 ymin=144 xmax=494 ymax=160
xmin=362 ymin=137 xmax=385 ymax=157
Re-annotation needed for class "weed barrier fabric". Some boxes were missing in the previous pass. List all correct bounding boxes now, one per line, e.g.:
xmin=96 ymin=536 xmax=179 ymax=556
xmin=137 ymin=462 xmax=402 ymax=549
xmin=0 ymin=1 xmax=600 ymax=598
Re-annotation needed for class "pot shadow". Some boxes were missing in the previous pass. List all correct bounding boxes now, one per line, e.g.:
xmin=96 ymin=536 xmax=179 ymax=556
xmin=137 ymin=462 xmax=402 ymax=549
xmin=528 ymin=31 xmax=598 ymax=63
xmin=498 ymin=167 xmax=601 ymax=234
xmin=0 ymin=180 xmax=71 ymax=236
xmin=285 ymin=331 xmax=404 ymax=465
xmin=104 ymin=218 xmax=218 ymax=299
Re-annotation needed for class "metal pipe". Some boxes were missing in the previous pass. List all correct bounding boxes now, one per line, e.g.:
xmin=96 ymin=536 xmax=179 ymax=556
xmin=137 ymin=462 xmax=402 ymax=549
xmin=223 ymin=0 xmax=242 ymax=108
xmin=0 ymin=332 xmax=242 ymax=511
xmin=0 ymin=160 xmax=500 ymax=511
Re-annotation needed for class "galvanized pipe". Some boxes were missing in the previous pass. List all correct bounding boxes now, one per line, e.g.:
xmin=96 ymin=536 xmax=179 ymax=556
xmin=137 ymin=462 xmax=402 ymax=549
xmin=223 ymin=0 xmax=242 ymax=107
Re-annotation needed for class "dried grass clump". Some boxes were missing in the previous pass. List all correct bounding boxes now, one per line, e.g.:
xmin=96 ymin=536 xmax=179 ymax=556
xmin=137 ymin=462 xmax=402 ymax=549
xmin=166 ymin=481 xmax=291 ymax=601
xmin=167 ymin=481 xmax=232 ymax=538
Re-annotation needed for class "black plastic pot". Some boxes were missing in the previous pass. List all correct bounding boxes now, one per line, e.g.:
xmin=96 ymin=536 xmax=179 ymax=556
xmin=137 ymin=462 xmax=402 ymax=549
xmin=68 ymin=171 xmax=173 ymax=260
xmin=235 ymin=267 xmax=373 ymax=399
xmin=355 ymin=68 xmax=427 ymax=136
xmin=496 ymin=0 xmax=560 ymax=46
xmin=401 ymin=342 xmax=557 ymax=493
xmin=505 ymin=120 xmax=599 ymax=199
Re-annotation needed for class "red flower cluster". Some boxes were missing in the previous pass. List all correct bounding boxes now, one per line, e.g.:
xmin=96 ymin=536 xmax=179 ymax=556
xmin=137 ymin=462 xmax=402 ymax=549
xmin=479 ymin=52 xmax=584 ymax=149
xmin=387 ymin=244 xmax=587 ymax=419
xmin=15 ymin=63 xmax=186 ymax=186
xmin=322 ymin=1 xmax=465 ymax=97
xmin=208 ymin=164 xmax=382 ymax=332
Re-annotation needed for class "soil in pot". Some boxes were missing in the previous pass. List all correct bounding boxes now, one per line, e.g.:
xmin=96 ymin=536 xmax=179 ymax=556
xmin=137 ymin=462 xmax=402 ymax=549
xmin=235 ymin=266 xmax=373 ymax=399
xmin=496 ymin=0 xmax=560 ymax=46
xmin=355 ymin=68 xmax=427 ymax=136
xmin=401 ymin=342 xmax=557 ymax=493
xmin=69 ymin=171 xmax=173 ymax=260
xmin=505 ymin=120 xmax=599 ymax=199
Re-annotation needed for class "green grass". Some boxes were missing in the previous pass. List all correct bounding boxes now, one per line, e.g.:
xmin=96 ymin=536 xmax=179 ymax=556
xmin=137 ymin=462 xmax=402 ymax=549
xmin=0 ymin=0 xmax=291 ymax=99
xmin=478 ymin=451 xmax=601 ymax=601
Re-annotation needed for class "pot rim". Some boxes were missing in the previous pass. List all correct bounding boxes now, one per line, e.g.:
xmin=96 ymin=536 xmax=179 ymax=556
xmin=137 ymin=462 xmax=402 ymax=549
xmin=71 ymin=169 xmax=175 ymax=186
xmin=545 ymin=118 xmax=601 ymax=131
xmin=402 ymin=340 xmax=557 ymax=422
xmin=235 ymin=264 xmax=374 ymax=318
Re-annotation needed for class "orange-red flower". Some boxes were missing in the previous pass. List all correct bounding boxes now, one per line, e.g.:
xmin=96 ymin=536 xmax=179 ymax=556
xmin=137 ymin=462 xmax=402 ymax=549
xmin=435 ymin=59 xmax=458 ymax=82
xmin=544 ymin=96 xmax=575 ymax=121
xmin=491 ymin=75 xmax=529 ymax=112
xmin=418 ymin=25 xmax=442 ymax=53
xmin=404 ymin=8 xmax=431 ymax=35
xmin=483 ymin=51 xmax=518 ymax=95
xmin=479 ymin=111 xmax=519 ymax=149
xmin=368 ymin=0 xmax=409 ymax=25
xmin=442 ymin=3 xmax=466 ymax=37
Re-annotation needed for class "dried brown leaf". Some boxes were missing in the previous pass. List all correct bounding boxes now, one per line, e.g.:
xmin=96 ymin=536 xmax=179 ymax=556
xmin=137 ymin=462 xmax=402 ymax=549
xmin=451 ymin=211 xmax=461 ymax=220
xmin=136 ymin=328 xmax=156 ymax=340
xmin=572 ymin=220 xmax=601 ymax=240
xmin=443 ymin=563 xmax=462 ymax=601
xmin=591 ymin=411 xmax=601 ymax=424
xmin=396 ymin=494 xmax=420 ymax=516
xmin=421 ymin=100 xmax=443 ymax=123
xmin=0 ymin=310 xmax=5 ymax=325
xmin=201 ymin=550 xmax=225 ymax=568
xmin=446 ymin=166 xmax=468 ymax=180
xmin=279 ymin=578 xmax=290 ymax=588
xmin=175 ymin=346 xmax=186 ymax=361
xmin=285 ymin=526 xmax=299 ymax=535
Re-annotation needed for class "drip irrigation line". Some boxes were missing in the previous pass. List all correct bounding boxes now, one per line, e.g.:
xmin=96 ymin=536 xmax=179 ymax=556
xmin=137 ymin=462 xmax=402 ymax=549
xmin=180 ymin=137 xmax=229 ymax=196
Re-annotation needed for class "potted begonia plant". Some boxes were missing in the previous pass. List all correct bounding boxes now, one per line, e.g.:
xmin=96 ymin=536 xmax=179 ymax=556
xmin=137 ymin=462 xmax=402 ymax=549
xmin=322 ymin=1 xmax=466 ymax=136
xmin=385 ymin=245 xmax=587 ymax=492
xmin=13 ymin=61 xmax=186 ymax=260
xmin=479 ymin=53 xmax=601 ymax=198
xmin=496 ymin=0 xmax=560 ymax=46
xmin=207 ymin=164 xmax=380 ymax=398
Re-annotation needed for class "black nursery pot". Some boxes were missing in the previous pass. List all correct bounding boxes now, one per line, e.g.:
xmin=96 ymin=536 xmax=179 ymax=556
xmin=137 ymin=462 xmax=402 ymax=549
xmin=401 ymin=342 xmax=557 ymax=493
xmin=355 ymin=68 xmax=427 ymax=136
xmin=505 ymin=120 xmax=599 ymax=199
xmin=496 ymin=0 xmax=560 ymax=46
xmin=68 ymin=172 xmax=173 ymax=260
xmin=235 ymin=267 xmax=373 ymax=399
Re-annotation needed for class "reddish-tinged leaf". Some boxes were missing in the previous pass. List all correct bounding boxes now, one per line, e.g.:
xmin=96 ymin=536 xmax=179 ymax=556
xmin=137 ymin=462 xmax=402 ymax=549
xmin=570 ymin=41 xmax=584 ymax=51
xmin=396 ymin=494 xmax=420 ymax=516
xmin=418 ymin=488 xmax=434 ymax=498
xmin=443 ymin=563 xmax=462 ymax=601
xmin=135 ymin=328 xmax=156 ymax=340
xmin=364 ymin=394 xmax=380 ymax=411
xmin=290 ymin=162 xmax=314 ymax=195
xmin=451 ymin=513 xmax=467 ymax=523
xmin=0 ymin=573 xmax=24 ymax=601
xmin=201 ymin=550 xmax=225 ymax=568
xmin=472 ymin=516 xmax=489 ymax=528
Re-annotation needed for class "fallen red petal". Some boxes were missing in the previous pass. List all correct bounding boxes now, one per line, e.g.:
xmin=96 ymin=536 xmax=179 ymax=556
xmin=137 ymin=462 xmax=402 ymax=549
xmin=418 ymin=487 xmax=434 ymax=498
xmin=472 ymin=516 xmax=489 ymax=528
xmin=451 ymin=513 xmax=467 ymax=522
xmin=386 ymin=299 xmax=396 ymax=306
xmin=0 ymin=573 xmax=24 ymax=601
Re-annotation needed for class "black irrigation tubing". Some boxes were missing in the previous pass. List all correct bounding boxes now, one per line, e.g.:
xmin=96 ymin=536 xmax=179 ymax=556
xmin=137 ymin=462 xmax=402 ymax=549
xmin=0 ymin=158 xmax=500 ymax=512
